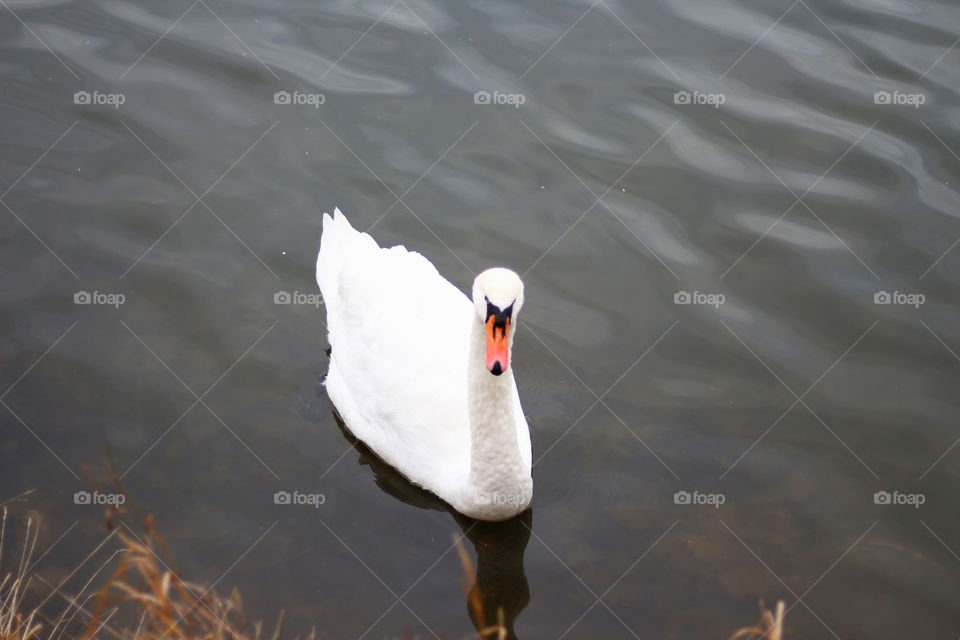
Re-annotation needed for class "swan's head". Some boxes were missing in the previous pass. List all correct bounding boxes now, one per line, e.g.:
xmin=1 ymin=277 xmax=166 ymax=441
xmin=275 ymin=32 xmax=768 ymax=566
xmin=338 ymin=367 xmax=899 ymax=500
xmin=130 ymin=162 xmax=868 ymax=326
xmin=472 ymin=268 xmax=524 ymax=376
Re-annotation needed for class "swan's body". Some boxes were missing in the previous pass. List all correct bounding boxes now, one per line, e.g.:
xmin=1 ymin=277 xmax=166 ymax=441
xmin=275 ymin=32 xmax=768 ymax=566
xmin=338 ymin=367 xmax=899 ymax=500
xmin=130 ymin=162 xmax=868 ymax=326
xmin=316 ymin=209 xmax=532 ymax=520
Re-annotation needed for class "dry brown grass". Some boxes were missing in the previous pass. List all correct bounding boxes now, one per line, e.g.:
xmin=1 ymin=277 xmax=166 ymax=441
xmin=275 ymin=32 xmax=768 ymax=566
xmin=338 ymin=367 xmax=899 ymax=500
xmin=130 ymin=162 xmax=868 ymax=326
xmin=0 ymin=506 xmax=290 ymax=640
xmin=1 ymin=506 xmax=43 ymax=640
xmin=3 ymin=503 xmax=786 ymax=640
xmin=79 ymin=517 xmax=285 ymax=640
xmin=729 ymin=600 xmax=786 ymax=640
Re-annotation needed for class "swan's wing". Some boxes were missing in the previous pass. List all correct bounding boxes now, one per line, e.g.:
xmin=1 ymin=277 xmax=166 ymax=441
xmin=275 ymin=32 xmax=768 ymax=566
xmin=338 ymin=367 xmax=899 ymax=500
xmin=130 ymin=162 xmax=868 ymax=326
xmin=318 ymin=211 xmax=473 ymax=494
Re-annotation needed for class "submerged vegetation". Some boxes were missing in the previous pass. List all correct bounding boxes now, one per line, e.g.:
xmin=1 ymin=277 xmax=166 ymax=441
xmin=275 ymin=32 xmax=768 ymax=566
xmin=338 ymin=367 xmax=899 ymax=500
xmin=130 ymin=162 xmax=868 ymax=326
xmin=1 ymin=503 xmax=785 ymax=640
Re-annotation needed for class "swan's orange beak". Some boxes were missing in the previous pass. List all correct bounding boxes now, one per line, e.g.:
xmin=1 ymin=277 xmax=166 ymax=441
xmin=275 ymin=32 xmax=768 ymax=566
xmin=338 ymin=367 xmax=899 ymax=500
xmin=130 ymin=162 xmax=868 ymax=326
xmin=485 ymin=315 xmax=510 ymax=376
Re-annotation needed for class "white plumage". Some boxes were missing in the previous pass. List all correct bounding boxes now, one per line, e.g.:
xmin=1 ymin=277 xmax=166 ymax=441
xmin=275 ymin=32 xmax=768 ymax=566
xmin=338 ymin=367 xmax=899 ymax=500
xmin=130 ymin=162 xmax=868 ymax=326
xmin=316 ymin=208 xmax=532 ymax=520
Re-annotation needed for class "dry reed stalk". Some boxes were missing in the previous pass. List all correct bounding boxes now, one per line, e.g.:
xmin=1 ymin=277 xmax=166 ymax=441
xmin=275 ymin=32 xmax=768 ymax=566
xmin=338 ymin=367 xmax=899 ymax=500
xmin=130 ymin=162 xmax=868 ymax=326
xmin=729 ymin=600 xmax=786 ymax=640
xmin=452 ymin=535 xmax=507 ymax=640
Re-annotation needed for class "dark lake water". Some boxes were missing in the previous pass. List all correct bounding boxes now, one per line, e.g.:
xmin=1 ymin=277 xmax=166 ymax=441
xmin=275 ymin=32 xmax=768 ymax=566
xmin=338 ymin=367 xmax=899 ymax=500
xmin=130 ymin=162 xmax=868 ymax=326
xmin=3 ymin=0 xmax=960 ymax=637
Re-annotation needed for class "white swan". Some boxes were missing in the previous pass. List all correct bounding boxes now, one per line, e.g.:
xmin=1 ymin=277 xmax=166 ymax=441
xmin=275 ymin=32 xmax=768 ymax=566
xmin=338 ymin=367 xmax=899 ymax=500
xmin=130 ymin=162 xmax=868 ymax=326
xmin=316 ymin=208 xmax=532 ymax=521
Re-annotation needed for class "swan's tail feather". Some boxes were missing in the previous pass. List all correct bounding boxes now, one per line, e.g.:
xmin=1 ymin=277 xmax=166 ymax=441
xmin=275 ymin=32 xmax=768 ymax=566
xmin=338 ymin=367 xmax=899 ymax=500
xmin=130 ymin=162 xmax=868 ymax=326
xmin=316 ymin=207 xmax=378 ymax=321
xmin=316 ymin=207 xmax=349 ymax=314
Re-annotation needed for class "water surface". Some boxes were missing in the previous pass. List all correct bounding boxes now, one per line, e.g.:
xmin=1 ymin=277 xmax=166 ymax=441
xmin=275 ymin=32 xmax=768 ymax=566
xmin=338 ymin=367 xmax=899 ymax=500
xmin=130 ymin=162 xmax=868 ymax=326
xmin=2 ymin=0 xmax=960 ymax=637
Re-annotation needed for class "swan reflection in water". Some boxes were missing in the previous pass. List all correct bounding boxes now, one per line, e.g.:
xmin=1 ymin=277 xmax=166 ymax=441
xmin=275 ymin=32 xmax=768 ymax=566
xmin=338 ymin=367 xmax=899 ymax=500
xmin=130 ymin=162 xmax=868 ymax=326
xmin=333 ymin=411 xmax=532 ymax=639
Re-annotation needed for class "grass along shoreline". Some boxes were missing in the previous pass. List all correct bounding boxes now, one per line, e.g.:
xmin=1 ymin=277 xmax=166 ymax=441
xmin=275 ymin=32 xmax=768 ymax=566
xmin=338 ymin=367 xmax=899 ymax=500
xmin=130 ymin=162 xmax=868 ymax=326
xmin=1 ymin=505 xmax=784 ymax=640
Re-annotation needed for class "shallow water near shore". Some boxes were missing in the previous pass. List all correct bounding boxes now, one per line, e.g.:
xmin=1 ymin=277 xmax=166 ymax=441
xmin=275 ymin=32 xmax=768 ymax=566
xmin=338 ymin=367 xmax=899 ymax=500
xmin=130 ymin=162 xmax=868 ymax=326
xmin=2 ymin=0 xmax=960 ymax=637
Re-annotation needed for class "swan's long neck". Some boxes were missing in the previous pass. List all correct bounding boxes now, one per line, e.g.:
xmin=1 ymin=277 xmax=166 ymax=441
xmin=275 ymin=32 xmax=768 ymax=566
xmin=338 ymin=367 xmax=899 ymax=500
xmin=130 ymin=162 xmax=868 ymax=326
xmin=466 ymin=318 xmax=527 ymax=499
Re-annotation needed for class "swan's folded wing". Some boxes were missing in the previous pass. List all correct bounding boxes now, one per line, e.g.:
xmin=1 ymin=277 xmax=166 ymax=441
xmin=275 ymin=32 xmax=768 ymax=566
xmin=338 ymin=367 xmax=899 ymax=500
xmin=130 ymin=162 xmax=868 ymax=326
xmin=320 ymin=221 xmax=474 ymax=495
